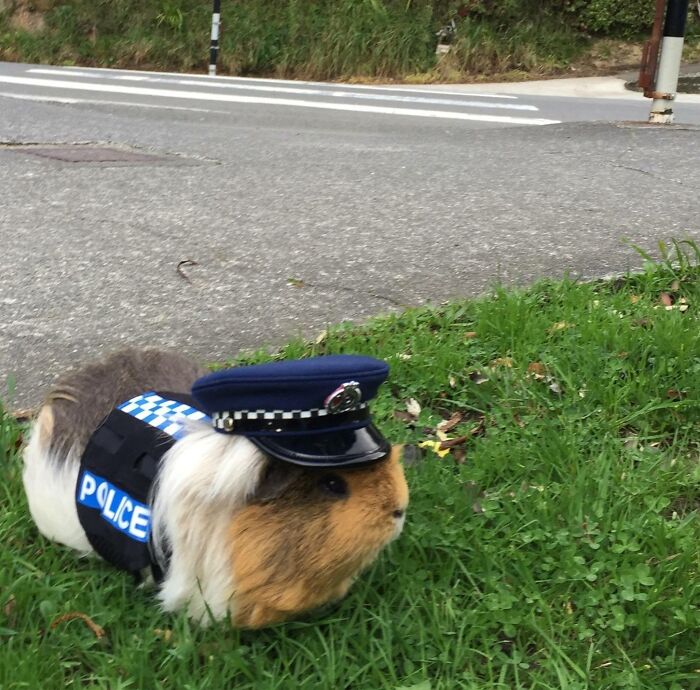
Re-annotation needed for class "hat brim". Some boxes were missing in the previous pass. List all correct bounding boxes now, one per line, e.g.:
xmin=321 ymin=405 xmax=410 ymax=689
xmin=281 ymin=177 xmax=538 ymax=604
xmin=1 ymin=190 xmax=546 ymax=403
xmin=247 ymin=423 xmax=391 ymax=468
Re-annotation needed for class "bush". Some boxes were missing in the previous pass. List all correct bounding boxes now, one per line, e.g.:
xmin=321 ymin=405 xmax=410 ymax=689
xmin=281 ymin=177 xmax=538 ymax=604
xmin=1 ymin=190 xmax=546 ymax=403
xmin=562 ymin=0 xmax=656 ymax=37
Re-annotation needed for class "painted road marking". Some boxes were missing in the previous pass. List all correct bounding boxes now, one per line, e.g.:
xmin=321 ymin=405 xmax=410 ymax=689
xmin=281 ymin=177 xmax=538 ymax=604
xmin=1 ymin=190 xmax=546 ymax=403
xmin=27 ymin=66 xmax=520 ymax=99
xmin=0 ymin=75 xmax=560 ymax=125
xmin=27 ymin=68 xmax=537 ymax=111
xmin=0 ymin=91 xmax=230 ymax=113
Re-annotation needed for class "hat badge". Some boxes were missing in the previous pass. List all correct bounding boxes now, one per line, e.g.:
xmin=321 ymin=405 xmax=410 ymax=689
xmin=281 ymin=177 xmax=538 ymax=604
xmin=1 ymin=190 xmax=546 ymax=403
xmin=324 ymin=381 xmax=362 ymax=414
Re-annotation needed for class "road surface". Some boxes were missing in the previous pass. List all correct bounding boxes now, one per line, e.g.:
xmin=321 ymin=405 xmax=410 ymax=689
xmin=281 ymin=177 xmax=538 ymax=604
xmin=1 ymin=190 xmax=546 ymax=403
xmin=1 ymin=61 xmax=699 ymax=407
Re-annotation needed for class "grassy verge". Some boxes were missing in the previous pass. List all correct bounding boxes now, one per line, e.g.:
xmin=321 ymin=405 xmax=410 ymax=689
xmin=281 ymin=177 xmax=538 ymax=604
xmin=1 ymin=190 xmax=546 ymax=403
xmin=2 ymin=242 xmax=699 ymax=689
xmin=1 ymin=0 xmax=699 ymax=82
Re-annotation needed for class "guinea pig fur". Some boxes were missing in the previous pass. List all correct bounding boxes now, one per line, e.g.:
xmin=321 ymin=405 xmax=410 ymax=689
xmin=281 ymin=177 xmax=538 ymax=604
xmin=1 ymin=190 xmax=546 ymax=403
xmin=21 ymin=348 xmax=409 ymax=628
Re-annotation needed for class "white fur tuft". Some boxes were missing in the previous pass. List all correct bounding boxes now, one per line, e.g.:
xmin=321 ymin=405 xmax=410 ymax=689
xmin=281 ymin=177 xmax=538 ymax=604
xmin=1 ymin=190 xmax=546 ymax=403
xmin=22 ymin=408 xmax=93 ymax=554
xmin=151 ymin=424 xmax=267 ymax=622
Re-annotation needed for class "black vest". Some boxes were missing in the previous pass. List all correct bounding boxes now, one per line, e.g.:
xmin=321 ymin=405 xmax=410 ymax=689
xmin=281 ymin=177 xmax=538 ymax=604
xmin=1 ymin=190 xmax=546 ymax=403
xmin=75 ymin=391 xmax=206 ymax=580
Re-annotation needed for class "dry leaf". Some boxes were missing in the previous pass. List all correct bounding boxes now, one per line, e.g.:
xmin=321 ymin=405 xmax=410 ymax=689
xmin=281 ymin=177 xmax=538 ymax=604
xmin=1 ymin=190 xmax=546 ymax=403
xmin=629 ymin=295 xmax=640 ymax=304
xmin=659 ymin=292 xmax=673 ymax=307
xmin=436 ymin=429 xmax=449 ymax=442
xmin=490 ymin=357 xmax=513 ymax=368
xmin=448 ymin=375 xmax=456 ymax=388
xmin=548 ymin=321 xmax=571 ymax=333
xmin=3 ymin=595 xmax=16 ymax=620
xmin=438 ymin=435 xmax=469 ymax=450
xmin=513 ymin=414 xmax=525 ymax=429
xmin=670 ymin=280 xmax=680 ymax=291
xmin=464 ymin=331 xmax=477 ymax=339
xmin=50 ymin=612 xmax=105 ymax=639
xmin=451 ymin=447 xmax=467 ymax=464
xmin=468 ymin=370 xmax=489 ymax=385
xmin=469 ymin=418 xmax=486 ymax=437
xmin=393 ymin=410 xmax=415 ymax=424
xmin=623 ymin=436 xmax=639 ymax=450
xmin=154 ymin=628 xmax=173 ymax=643
xmin=398 ymin=353 xmax=412 ymax=360
xmin=405 ymin=398 xmax=422 ymax=418
xmin=314 ymin=330 xmax=327 ymax=345
xmin=667 ymin=389 xmax=685 ymax=400
xmin=436 ymin=411 xmax=463 ymax=433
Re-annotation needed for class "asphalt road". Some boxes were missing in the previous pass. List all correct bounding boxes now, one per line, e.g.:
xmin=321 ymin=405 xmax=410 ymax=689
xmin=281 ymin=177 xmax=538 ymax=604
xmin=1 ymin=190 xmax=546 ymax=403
xmin=1 ymin=61 xmax=699 ymax=407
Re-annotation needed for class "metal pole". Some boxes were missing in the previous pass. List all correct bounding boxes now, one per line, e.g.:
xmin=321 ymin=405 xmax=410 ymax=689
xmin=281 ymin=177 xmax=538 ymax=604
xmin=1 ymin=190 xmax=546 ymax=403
xmin=639 ymin=0 xmax=666 ymax=97
xmin=649 ymin=0 xmax=690 ymax=123
xmin=209 ymin=0 xmax=222 ymax=76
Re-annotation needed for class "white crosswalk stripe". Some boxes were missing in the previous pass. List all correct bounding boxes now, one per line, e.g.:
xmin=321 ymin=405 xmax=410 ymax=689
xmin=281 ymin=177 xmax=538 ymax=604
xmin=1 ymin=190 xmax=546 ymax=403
xmin=29 ymin=65 xmax=521 ymax=99
xmin=27 ymin=68 xmax=539 ymax=112
xmin=1 ymin=66 xmax=562 ymax=126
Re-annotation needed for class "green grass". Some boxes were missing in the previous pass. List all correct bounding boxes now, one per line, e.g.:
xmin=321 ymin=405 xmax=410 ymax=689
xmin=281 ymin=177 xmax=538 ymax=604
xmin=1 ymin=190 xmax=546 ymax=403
xmin=2 ymin=241 xmax=700 ymax=689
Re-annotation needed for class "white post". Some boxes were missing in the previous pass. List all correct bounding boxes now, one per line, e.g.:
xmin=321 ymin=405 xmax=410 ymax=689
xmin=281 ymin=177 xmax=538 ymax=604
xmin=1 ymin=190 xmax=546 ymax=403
xmin=209 ymin=0 xmax=222 ymax=76
xmin=649 ymin=0 xmax=689 ymax=123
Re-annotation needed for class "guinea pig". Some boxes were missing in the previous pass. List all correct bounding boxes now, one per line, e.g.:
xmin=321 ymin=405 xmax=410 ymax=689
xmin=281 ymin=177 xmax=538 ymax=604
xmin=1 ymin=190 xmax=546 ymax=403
xmin=21 ymin=348 xmax=409 ymax=628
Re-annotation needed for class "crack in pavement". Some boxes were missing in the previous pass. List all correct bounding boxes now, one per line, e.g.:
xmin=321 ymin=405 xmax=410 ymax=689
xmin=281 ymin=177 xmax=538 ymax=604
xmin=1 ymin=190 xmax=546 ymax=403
xmin=610 ymin=162 xmax=687 ymax=187
xmin=299 ymin=280 xmax=409 ymax=309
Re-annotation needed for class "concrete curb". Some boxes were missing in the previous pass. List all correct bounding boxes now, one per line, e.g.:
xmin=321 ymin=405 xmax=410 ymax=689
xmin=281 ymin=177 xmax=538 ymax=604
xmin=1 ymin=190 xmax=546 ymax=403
xmin=394 ymin=72 xmax=700 ymax=103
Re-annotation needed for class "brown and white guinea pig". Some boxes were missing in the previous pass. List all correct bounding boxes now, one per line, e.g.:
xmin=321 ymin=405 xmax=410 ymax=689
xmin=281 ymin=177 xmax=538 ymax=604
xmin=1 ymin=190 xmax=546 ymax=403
xmin=22 ymin=348 xmax=408 ymax=628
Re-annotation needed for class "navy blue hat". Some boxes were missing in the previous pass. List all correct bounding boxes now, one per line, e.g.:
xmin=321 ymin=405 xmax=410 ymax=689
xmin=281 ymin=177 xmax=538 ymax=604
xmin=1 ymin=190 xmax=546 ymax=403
xmin=191 ymin=354 xmax=391 ymax=468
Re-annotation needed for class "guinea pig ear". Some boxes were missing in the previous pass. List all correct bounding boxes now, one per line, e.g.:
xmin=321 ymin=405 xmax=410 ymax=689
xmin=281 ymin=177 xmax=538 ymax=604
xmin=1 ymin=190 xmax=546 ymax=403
xmin=251 ymin=458 xmax=303 ymax=503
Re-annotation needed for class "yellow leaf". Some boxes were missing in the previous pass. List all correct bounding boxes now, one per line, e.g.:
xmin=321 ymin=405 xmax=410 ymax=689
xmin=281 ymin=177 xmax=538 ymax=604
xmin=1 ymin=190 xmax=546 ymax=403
xmin=418 ymin=440 xmax=451 ymax=459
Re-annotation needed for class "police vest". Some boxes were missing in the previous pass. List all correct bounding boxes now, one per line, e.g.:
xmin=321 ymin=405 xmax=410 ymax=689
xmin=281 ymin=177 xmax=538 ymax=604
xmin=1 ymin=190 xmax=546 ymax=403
xmin=75 ymin=391 xmax=209 ymax=579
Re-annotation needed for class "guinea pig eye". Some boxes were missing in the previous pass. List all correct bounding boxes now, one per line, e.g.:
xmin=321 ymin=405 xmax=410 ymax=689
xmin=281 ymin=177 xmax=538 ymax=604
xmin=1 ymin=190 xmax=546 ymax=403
xmin=319 ymin=474 xmax=348 ymax=498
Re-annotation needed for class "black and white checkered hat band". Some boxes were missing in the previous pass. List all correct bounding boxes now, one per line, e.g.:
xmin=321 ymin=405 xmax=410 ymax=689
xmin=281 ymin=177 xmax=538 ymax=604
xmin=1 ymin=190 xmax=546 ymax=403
xmin=212 ymin=402 xmax=368 ymax=431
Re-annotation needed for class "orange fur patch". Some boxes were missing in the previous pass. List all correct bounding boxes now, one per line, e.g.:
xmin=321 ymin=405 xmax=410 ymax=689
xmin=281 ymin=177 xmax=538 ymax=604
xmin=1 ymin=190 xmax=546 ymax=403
xmin=229 ymin=447 xmax=408 ymax=628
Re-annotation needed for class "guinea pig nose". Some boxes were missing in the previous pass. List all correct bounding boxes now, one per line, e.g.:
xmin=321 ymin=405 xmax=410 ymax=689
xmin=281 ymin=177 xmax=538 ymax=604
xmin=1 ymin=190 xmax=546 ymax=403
xmin=392 ymin=509 xmax=405 ymax=519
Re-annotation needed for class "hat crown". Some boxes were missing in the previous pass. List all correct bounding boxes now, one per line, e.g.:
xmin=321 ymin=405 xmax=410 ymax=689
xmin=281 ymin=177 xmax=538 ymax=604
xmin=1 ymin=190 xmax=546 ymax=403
xmin=190 ymin=355 xmax=391 ymax=467
xmin=191 ymin=354 xmax=389 ymax=416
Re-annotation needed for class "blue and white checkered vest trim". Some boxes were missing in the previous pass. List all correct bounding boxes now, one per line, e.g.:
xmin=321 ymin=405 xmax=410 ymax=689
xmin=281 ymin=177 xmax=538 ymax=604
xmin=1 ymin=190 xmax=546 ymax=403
xmin=118 ymin=392 xmax=211 ymax=440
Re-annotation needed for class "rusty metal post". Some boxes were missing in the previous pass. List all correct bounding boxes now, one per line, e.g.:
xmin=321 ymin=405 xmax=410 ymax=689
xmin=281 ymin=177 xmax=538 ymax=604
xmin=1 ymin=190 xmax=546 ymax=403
xmin=639 ymin=0 xmax=667 ymax=97
xmin=649 ymin=0 xmax=690 ymax=123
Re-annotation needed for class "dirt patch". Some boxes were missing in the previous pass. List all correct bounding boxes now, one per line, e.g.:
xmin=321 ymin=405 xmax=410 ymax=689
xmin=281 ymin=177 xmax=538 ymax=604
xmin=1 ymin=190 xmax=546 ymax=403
xmin=9 ymin=9 xmax=44 ymax=32
xmin=7 ymin=0 xmax=46 ymax=33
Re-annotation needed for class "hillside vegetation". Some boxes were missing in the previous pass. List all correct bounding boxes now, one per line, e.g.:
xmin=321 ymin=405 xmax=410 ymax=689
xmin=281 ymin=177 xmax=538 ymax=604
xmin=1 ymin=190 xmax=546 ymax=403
xmin=1 ymin=0 xmax=699 ymax=81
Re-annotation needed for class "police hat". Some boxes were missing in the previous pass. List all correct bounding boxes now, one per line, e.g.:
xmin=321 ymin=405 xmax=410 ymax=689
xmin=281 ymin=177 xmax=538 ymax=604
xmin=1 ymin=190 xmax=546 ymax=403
xmin=191 ymin=355 xmax=391 ymax=468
